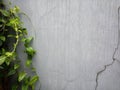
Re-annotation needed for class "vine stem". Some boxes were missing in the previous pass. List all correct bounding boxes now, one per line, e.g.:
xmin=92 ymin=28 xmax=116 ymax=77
xmin=12 ymin=24 xmax=19 ymax=53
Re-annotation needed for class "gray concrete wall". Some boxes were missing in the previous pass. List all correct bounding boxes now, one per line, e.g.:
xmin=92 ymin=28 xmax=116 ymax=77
xmin=6 ymin=0 xmax=120 ymax=90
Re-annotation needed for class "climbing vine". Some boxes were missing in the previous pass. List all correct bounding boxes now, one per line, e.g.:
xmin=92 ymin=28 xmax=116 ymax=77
xmin=0 ymin=1 xmax=39 ymax=90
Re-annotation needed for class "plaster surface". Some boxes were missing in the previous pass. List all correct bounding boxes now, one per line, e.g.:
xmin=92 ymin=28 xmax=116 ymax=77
xmin=5 ymin=0 xmax=120 ymax=90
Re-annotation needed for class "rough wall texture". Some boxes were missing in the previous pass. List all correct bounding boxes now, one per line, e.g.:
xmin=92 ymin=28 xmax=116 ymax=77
xmin=6 ymin=0 xmax=120 ymax=90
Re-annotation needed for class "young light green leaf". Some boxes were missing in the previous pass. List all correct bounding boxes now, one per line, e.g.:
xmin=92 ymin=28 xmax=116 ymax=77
xmin=29 ymin=75 xmax=39 ymax=86
xmin=7 ymin=18 xmax=20 ymax=27
xmin=25 ymin=47 xmax=35 ymax=56
xmin=0 ymin=56 xmax=6 ymax=65
xmin=25 ymin=37 xmax=33 ymax=44
xmin=10 ymin=6 xmax=20 ymax=14
xmin=26 ymin=59 xmax=32 ymax=67
xmin=18 ymin=71 xmax=27 ymax=82
xmin=5 ymin=52 xmax=13 ymax=57
xmin=23 ymin=37 xmax=33 ymax=47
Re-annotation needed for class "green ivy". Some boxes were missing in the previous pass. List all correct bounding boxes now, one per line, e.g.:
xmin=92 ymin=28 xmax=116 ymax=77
xmin=0 ymin=1 xmax=39 ymax=90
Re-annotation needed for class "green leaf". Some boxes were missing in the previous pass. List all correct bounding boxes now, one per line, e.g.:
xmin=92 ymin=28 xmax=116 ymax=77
xmin=7 ymin=18 xmax=20 ymax=27
xmin=18 ymin=71 xmax=27 ymax=82
xmin=5 ymin=52 xmax=13 ymax=57
xmin=14 ymin=6 xmax=20 ymax=13
xmin=22 ymin=37 xmax=33 ymax=47
xmin=1 ymin=48 xmax=5 ymax=54
xmin=29 ymin=75 xmax=39 ymax=86
xmin=21 ymin=38 xmax=26 ymax=42
xmin=0 ymin=36 xmax=5 ymax=41
xmin=0 ymin=56 xmax=6 ymax=65
xmin=0 ymin=9 xmax=10 ymax=16
xmin=26 ymin=59 xmax=32 ymax=67
xmin=32 ymin=67 xmax=36 ymax=72
xmin=7 ymin=34 xmax=15 ymax=38
xmin=24 ymin=76 xmax=30 ymax=84
xmin=5 ymin=58 xmax=11 ymax=65
xmin=22 ymin=28 xmax=27 ymax=34
xmin=0 ymin=18 xmax=6 ymax=23
xmin=10 ymin=6 xmax=20 ymax=14
xmin=25 ymin=47 xmax=35 ymax=56
xmin=25 ymin=37 xmax=33 ymax=44
xmin=7 ymin=69 xmax=16 ymax=76
xmin=22 ymin=84 xmax=28 ymax=90
xmin=14 ymin=64 xmax=20 ymax=70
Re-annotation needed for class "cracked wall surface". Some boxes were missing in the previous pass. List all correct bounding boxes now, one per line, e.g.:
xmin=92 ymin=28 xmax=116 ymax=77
xmin=6 ymin=0 xmax=120 ymax=90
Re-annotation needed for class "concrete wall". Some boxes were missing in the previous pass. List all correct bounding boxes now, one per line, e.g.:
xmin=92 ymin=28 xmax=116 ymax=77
xmin=6 ymin=0 xmax=120 ymax=90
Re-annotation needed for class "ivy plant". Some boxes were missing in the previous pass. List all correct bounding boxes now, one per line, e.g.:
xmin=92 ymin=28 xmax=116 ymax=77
xmin=0 ymin=1 xmax=39 ymax=90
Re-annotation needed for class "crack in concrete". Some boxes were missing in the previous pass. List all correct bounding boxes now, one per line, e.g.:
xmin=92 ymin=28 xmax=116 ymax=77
xmin=95 ymin=58 xmax=116 ymax=90
xmin=95 ymin=7 xmax=120 ymax=90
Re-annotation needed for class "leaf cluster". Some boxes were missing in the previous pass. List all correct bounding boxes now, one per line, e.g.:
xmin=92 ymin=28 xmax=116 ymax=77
xmin=0 ymin=2 xmax=39 ymax=90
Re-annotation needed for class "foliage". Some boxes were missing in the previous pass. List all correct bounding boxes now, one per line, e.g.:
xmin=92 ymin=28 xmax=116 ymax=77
xmin=0 ymin=1 xmax=39 ymax=90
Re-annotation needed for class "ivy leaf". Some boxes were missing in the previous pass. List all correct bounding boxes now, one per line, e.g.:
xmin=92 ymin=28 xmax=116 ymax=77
xmin=24 ymin=76 xmax=30 ymax=84
xmin=26 ymin=59 xmax=32 ymax=67
xmin=18 ymin=71 xmax=27 ymax=82
xmin=22 ymin=28 xmax=27 ymax=35
xmin=0 ymin=18 xmax=5 ymax=23
xmin=1 ymin=48 xmax=5 ymax=54
xmin=10 ymin=6 xmax=20 ymax=14
xmin=7 ymin=69 xmax=16 ymax=76
xmin=5 ymin=52 xmax=13 ymax=57
xmin=0 ymin=36 xmax=5 ymax=41
xmin=32 ymin=67 xmax=36 ymax=72
xmin=7 ymin=34 xmax=15 ymax=38
xmin=22 ymin=37 xmax=33 ymax=47
xmin=25 ymin=37 xmax=33 ymax=44
xmin=0 ymin=9 xmax=10 ymax=17
xmin=7 ymin=18 xmax=20 ymax=27
xmin=14 ymin=64 xmax=20 ymax=70
xmin=14 ymin=6 xmax=20 ymax=13
xmin=25 ymin=47 xmax=35 ymax=56
xmin=29 ymin=75 xmax=39 ymax=86
xmin=0 ymin=56 xmax=6 ymax=65
xmin=5 ymin=58 xmax=11 ymax=65
xmin=22 ymin=84 xmax=28 ymax=90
